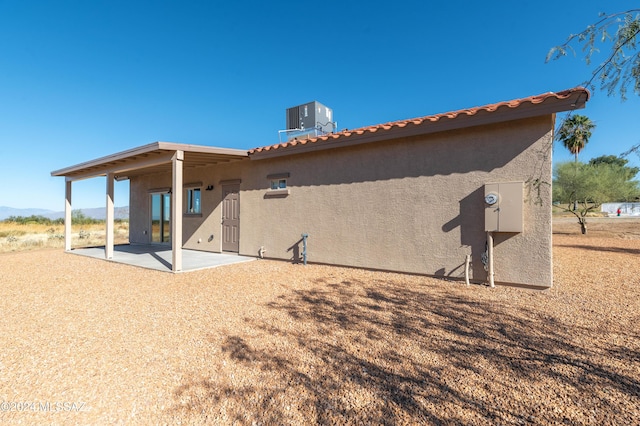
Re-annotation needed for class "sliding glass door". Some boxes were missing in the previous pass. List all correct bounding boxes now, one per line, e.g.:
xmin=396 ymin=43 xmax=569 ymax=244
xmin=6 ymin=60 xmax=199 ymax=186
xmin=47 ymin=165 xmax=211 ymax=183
xmin=150 ymin=193 xmax=171 ymax=243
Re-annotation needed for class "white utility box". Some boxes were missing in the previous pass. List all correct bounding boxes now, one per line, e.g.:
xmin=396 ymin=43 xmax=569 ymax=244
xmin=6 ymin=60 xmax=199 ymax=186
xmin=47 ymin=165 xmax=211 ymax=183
xmin=484 ymin=182 xmax=523 ymax=233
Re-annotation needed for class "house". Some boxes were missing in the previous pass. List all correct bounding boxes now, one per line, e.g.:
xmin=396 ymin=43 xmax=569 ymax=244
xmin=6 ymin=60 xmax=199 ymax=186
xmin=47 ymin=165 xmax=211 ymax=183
xmin=51 ymin=87 xmax=589 ymax=288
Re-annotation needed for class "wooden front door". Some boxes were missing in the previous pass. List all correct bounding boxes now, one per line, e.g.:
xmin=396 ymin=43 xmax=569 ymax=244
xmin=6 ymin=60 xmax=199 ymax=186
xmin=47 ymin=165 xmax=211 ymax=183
xmin=221 ymin=184 xmax=240 ymax=252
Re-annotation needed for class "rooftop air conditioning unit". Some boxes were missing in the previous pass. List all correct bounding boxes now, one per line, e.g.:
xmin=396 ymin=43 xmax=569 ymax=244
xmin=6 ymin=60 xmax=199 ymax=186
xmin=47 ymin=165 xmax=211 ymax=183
xmin=286 ymin=101 xmax=334 ymax=134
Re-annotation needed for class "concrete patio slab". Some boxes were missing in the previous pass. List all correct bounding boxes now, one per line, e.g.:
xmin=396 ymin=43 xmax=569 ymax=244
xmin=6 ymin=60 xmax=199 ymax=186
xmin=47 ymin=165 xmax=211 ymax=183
xmin=69 ymin=244 xmax=255 ymax=272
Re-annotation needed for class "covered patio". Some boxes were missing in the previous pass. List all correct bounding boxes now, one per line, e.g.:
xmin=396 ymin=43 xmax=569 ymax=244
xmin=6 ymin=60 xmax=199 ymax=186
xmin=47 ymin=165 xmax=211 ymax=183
xmin=70 ymin=244 xmax=255 ymax=272
xmin=51 ymin=141 xmax=249 ymax=272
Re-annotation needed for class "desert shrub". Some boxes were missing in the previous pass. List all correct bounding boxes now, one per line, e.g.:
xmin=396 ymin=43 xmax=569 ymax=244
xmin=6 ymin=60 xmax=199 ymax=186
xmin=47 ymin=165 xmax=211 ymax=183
xmin=3 ymin=215 xmax=54 ymax=225
xmin=71 ymin=210 xmax=102 ymax=225
xmin=3 ymin=212 xmax=104 ymax=226
xmin=0 ymin=230 xmax=27 ymax=238
xmin=20 ymin=239 xmax=45 ymax=248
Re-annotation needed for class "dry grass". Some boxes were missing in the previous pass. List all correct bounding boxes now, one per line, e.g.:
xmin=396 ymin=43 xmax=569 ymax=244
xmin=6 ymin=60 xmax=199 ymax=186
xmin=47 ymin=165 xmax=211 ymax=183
xmin=0 ymin=222 xmax=129 ymax=253
xmin=0 ymin=219 xmax=638 ymax=424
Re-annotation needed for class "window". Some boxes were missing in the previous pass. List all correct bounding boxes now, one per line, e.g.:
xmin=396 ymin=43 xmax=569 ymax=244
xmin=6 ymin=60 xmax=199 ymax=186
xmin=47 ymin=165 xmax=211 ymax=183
xmin=186 ymin=187 xmax=201 ymax=214
xmin=266 ymin=172 xmax=290 ymax=197
xmin=270 ymin=179 xmax=287 ymax=190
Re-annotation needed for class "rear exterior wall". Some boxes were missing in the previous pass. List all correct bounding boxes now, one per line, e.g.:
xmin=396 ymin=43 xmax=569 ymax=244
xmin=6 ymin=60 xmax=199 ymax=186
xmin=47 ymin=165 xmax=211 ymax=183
xmin=129 ymin=115 xmax=554 ymax=287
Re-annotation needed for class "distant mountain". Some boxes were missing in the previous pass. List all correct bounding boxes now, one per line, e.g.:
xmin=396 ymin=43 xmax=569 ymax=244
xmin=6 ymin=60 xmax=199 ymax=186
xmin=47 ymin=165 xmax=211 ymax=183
xmin=63 ymin=206 xmax=129 ymax=220
xmin=0 ymin=206 xmax=57 ymax=220
xmin=0 ymin=206 xmax=129 ymax=221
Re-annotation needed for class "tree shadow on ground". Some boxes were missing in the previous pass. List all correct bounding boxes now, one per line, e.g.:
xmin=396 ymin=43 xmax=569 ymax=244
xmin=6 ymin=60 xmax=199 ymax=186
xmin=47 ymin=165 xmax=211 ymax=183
xmin=170 ymin=279 xmax=639 ymax=424
xmin=555 ymin=243 xmax=640 ymax=255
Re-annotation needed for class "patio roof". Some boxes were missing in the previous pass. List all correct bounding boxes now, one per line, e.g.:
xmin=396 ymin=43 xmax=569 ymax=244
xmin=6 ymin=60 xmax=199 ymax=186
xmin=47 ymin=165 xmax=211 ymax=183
xmin=50 ymin=141 xmax=249 ymax=272
xmin=51 ymin=141 xmax=249 ymax=181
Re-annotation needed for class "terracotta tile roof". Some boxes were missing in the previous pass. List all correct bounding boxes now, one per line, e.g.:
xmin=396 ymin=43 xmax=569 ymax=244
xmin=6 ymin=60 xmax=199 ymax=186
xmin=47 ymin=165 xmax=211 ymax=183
xmin=249 ymin=87 xmax=589 ymax=156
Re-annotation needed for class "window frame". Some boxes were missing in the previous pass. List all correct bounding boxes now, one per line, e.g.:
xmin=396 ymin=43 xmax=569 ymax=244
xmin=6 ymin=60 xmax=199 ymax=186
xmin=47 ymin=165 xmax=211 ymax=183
xmin=185 ymin=186 xmax=202 ymax=215
xmin=266 ymin=172 xmax=290 ymax=197
xmin=270 ymin=178 xmax=287 ymax=190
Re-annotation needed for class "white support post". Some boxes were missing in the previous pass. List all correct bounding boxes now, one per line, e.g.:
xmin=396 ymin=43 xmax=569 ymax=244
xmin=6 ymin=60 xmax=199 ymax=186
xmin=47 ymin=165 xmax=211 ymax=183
xmin=64 ymin=178 xmax=72 ymax=251
xmin=106 ymin=173 xmax=115 ymax=259
xmin=171 ymin=150 xmax=184 ymax=272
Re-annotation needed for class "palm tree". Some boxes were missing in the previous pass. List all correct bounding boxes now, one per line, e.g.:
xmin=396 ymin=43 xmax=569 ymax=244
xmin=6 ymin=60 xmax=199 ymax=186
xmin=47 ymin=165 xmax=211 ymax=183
xmin=557 ymin=114 xmax=596 ymax=211
xmin=557 ymin=114 xmax=596 ymax=162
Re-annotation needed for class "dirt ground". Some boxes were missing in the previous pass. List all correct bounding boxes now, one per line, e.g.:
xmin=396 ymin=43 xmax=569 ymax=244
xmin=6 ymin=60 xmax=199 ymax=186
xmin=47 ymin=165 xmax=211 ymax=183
xmin=552 ymin=215 xmax=640 ymax=239
xmin=0 ymin=218 xmax=638 ymax=424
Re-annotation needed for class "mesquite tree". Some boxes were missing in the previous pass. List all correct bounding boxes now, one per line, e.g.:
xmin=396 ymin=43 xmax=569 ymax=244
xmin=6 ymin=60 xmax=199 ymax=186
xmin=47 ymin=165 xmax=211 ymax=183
xmin=547 ymin=9 xmax=640 ymax=99
xmin=553 ymin=161 xmax=640 ymax=234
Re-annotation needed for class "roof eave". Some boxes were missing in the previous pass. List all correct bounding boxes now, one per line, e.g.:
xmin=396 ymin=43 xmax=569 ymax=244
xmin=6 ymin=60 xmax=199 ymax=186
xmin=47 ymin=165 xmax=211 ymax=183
xmin=51 ymin=142 xmax=249 ymax=178
xmin=51 ymin=142 xmax=163 ymax=177
xmin=249 ymin=88 xmax=589 ymax=160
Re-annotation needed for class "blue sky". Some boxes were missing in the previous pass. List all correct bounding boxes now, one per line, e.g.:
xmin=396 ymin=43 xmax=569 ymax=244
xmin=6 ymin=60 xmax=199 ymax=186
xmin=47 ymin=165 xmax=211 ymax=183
xmin=1 ymin=0 xmax=639 ymax=210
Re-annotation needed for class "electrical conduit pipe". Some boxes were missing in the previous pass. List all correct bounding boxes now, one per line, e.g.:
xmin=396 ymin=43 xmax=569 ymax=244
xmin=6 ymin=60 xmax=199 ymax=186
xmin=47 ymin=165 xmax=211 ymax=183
xmin=487 ymin=231 xmax=495 ymax=288
xmin=301 ymin=233 xmax=308 ymax=265
xmin=465 ymin=254 xmax=471 ymax=286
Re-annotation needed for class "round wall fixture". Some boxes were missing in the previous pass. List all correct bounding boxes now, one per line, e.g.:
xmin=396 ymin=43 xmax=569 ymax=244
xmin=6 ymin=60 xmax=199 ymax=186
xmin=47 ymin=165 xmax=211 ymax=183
xmin=485 ymin=193 xmax=499 ymax=205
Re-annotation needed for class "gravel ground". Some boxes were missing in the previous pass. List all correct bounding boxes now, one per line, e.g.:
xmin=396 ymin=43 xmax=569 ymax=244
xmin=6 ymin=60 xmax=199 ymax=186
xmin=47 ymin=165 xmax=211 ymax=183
xmin=0 ymin=221 xmax=638 ymax=425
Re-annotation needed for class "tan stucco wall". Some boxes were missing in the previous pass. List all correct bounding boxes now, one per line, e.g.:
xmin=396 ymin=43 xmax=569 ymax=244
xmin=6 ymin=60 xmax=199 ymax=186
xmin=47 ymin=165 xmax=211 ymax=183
xmin=129 ymin=115 xmax=554 ymax=287
xmin=129 ymin=161 xmax=252 ymax=253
